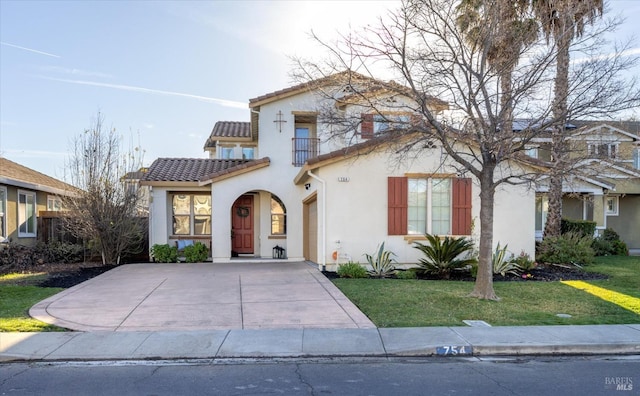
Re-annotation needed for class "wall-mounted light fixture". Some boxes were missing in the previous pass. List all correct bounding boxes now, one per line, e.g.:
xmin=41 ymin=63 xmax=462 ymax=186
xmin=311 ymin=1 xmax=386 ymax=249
xmin=305 ymin=183 xmax=311 ymax=190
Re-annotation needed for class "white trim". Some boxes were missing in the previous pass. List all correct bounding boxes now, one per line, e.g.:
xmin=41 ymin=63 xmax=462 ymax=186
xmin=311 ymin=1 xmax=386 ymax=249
xmin=569 ymin=123 xmax=640 ymax=141
xmin=17 ymin=189 xmax=37 ymax=238
xmin=605 ymin=196 xmax=619 ymax=216
xmin=0 ymin=186 xmax=7 ymax=240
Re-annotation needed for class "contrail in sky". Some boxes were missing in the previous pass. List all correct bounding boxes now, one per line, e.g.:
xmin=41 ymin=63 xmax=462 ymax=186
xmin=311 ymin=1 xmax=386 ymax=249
xmin=1 ymin=41 xmax=61 ymax=58
xmin=41 ymin=77 xmax=247 ymax=109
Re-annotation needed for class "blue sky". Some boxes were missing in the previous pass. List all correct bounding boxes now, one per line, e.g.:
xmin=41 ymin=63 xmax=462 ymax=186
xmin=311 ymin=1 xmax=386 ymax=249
xmin=1 ymin=0 xmax=638 ymax=181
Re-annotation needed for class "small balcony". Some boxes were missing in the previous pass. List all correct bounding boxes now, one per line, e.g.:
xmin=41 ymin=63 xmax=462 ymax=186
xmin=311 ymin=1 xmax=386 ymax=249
xmin=292 ymin=138 xmax=320 ymax=166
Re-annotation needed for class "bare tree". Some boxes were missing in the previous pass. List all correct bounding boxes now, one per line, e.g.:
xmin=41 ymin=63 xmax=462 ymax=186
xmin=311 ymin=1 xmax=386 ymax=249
xmin=293 ymin=0 xmax=638 ymax=299
xmin=63 ymin=112 xmax=145 ymax=265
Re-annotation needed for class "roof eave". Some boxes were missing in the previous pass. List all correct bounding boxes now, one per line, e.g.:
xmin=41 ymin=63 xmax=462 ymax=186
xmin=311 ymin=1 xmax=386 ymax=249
xmin=198 ymin=157 xmax=271 ymax=185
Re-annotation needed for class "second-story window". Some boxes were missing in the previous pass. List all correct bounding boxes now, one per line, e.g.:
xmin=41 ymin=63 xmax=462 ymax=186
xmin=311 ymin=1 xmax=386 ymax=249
xmin=220 ymin=147 xmax=234 ymax=159
xmin=362 ymin=113 xmax=411 ymax=139
xmin=242 ymin=147 xmax=254 ymax=160
xmin=292 ymin=114 xmax=318 ymax=166
xmin=587 ymin=142 xmax=618 ymax=159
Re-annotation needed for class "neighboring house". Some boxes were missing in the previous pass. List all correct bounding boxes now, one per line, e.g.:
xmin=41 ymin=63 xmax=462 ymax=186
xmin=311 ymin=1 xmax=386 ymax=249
xmin=122 ymin=167 xmax=151 ymax=216
xmin=142 ymin=72 xmax=537 ymax=269
xmin=0 ymin=157 xmax=77 ymax=246
xmin=532 ymin=121 xmax=640 ymax=250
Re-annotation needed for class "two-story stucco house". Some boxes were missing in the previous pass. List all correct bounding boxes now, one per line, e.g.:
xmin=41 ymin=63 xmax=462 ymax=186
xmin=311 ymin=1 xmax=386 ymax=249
xmin=142 ymin=72 xmax=537 ymax=269
xmin=532 ymin=121 xmax=640 ymax=251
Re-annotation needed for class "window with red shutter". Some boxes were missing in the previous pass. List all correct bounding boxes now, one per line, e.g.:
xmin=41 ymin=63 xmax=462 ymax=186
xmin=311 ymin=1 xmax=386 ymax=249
xmin=387 ymin=177 xmax=408 ymax=235
xmin=361 ymin=113 xmax=374 ymax=139
xmin=388 ymin=176 xmax=472 ymax=236
xmin=452 ymin=178 xmax=472 ymax=235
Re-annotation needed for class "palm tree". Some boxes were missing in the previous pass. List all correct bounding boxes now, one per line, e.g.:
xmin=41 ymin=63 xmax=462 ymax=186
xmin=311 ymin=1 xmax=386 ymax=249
xmin=533 ymin=0 xmax=604 ymax=237
xmin=456 ymin=0 xmax=536 ymax=135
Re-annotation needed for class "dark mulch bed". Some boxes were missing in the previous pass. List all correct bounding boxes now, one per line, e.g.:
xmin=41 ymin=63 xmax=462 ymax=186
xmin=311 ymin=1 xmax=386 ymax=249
xmin=325 ymin=263 xmax=609 ymax=282
xmin=37 ymin=264 xmax=118 ymax=288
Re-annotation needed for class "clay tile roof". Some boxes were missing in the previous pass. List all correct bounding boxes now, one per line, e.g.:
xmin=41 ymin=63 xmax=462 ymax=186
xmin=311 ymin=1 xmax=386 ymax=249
xmin=203 ymin=121 xmax=252 ymax=149
xmin=142 ymin=158 xmax=254 ymax=182
xmin=0 ymin=157 xmax=77 ymax=194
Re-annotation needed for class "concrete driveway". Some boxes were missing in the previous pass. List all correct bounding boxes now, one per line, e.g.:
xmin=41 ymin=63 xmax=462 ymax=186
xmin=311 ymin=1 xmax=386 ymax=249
xmin=29 ymin=262 xmax=375 ymax=332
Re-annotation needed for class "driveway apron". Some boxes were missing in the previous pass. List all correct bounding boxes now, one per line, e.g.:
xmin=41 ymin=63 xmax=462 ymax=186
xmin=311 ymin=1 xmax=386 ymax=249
xmin=29 ymin=262 xmax=375 ymax=332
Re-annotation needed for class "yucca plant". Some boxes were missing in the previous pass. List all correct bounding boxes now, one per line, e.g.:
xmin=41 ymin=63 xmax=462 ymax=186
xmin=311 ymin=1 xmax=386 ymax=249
xmin=365 ymin=242 xmax=396 ymax=278
xmin=413 ymin=234 xmax=476 ymax=279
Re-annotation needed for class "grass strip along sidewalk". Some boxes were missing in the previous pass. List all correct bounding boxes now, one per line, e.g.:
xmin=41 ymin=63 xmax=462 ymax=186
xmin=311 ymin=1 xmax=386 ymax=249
xmin=562 ymin=280 xmax=640 ymax=315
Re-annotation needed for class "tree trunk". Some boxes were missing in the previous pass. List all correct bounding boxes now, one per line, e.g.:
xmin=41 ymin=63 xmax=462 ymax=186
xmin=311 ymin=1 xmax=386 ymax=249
xmin=543 ymin=15 xmax=572 ymax=238
xmin=470 ymin=168 xmax=499 ymax=300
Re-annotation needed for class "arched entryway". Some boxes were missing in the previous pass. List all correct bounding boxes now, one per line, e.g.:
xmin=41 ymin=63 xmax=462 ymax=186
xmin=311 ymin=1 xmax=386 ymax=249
xmin=231 ymin=194 xmax=254 ymax=255
xmin=230 ymin=191 xmax=288 ymax=258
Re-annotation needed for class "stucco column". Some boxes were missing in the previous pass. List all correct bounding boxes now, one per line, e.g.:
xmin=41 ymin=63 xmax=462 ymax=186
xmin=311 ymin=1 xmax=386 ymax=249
xmin=592 ymin=193 xmax=606 ymax=232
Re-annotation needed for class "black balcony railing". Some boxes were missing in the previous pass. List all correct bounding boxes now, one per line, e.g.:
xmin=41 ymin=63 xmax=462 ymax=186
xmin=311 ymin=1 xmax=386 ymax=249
xmin=292 ymin=138 xmax=320 ymax=166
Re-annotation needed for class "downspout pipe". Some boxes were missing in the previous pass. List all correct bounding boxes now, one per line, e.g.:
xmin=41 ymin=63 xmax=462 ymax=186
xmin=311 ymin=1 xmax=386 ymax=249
xmin=306 ymin=170 xmax=326 ymax=271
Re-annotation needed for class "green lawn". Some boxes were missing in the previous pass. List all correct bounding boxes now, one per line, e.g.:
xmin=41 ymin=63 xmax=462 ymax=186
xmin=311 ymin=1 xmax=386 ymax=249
xmin=332 ymin=256 xmax=640 ymax=327
xmin=0 ymin=273 xmax=65 ymax=332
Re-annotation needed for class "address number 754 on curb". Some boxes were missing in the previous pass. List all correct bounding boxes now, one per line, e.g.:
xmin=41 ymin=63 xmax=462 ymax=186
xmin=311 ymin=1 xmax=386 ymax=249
xmin=436 ymin=346 xmax=473 ymax=356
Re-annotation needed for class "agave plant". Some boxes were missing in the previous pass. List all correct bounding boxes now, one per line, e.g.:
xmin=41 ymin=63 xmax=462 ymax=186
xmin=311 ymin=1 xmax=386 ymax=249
xmin=413 ymin=234 xmax=477 ymax=279
xmin=492 ymin=243 xmax=521 ymax=277
xmin=364 ymin=242 xmax=396 ymax=278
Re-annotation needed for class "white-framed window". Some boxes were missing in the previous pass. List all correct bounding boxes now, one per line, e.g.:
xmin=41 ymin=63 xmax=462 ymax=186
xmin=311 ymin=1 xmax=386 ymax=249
xmin=633 ymin=147 xmax=640 ymax=170
xmin=535 ymin=194 xmax=549 ymax=232
xmin=18 ymin=190 xmax=37 ymax=237
xmin=587 ymin=142 xmax=618 ymax=159
xmin=171 ymin=194 xmax=211 ymax=235
xmin=270 ymin=196 xmax=286 ymax=235
xmin=220 ymin=147 xmax=234 ymax=159
xmin=47 ymin=195 xmax=62 ymax=211
xmin=0 ymin=187 xmax=7 ymax=240
xmin=525 ymin=146 xmax=539 ymax=159
xmin=408 ymin=178 xmax=451 ymax=235
xmin=373 ymin=114 xmax=411 ymax=134
xmin=242 ymin=147 xmax=255 ymax=160
xmin=605 ymin=196 xmax=619 ymax=216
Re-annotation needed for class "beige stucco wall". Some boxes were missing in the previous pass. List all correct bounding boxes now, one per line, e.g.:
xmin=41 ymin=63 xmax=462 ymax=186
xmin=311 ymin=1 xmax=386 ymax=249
xmin=313 ymin=148 xmax=536 ymax=269
xmin=605 ymin=195 xmax=640 ymax=250
xmin=0 ymin=184 xmax=48 ymax=247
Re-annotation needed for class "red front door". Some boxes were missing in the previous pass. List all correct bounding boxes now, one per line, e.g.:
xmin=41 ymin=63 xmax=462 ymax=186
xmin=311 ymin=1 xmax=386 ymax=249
xmin=232 ymin=195 xmax=254 ymax=254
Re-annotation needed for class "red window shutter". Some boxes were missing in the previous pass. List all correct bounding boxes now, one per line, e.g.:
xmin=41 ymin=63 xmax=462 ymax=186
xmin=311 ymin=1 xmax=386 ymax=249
xmin=452 ymin=178 xmax=472 ymax=235
xmin=388 ymin=177 xmax=408 ymax=235
xmin=361 ymin=113 xmax=374 ymax=139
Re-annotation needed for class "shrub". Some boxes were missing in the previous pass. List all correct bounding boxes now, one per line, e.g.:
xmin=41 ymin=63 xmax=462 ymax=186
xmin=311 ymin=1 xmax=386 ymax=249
xmin=536 ymin=232 xmax=594 ymax=265
xmin=151 ymin=244 xmax=178 ymax=263
xmin=592 ymin=228 xmax=628 ymax=256
xmin=492 ymin=243 xmax=521 ymax=277
xmin=560 ymin=218 xmax=596 ymax=237
xmin=413 ymin=234 xmax=477 ymax=279
xmin=395 ymin=269 xmax=417 ymax=279
xmin=364 ymin=242 xmax=396 ymax=278
xmin=184 ymin=242 xmax=209 ymax=263
xmin=337 ymin=262 xmax=368 ymax=278
xmin=36 ymin=241 xmax=85 ymax=264
xmin=512 ymin=250 xmax=536 ymax=271
xmin=0 ymin=243 xmax=42 ymax=273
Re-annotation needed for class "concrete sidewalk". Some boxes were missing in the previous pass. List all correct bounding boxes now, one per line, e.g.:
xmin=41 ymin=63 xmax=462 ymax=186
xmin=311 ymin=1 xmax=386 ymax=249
xmin=2 ymin=325 xmax=639 ymax=362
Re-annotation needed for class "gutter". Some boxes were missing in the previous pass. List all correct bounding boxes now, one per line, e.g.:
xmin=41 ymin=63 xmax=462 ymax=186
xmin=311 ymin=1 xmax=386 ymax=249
xmin=306 ymin=170 xmax=326 ymax=271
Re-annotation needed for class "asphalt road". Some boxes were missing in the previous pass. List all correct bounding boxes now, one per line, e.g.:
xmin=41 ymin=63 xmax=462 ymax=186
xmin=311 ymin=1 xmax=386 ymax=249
xmin=1 ymin=355 xmax=638 ymax=395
